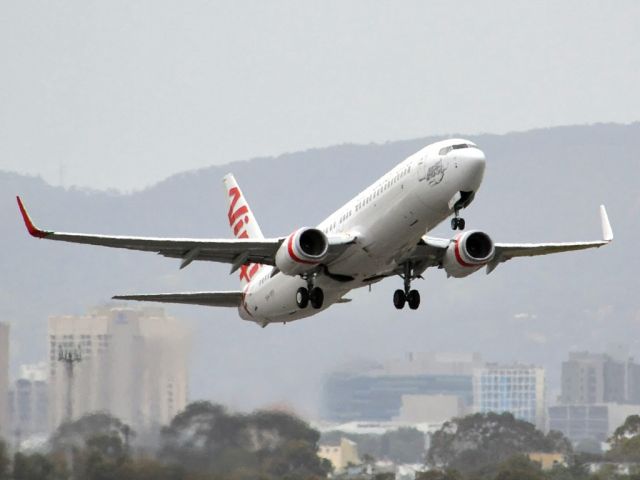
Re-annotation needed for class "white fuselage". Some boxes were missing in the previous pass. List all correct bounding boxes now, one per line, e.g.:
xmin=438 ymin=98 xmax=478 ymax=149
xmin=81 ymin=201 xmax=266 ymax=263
xmin=239 ymin=139 xmax=486 ymax=324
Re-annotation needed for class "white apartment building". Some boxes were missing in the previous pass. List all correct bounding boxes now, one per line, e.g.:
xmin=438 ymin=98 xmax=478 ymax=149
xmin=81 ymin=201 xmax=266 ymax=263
xmin=49 ymin=306 xmax=189 ymax=432
xmin=473 ymin=364 xmax=546 ymax=430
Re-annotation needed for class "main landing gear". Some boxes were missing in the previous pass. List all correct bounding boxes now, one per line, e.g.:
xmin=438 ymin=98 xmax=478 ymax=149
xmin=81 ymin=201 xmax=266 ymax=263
xmin=296 ymin=274 xmax=324 ymax=309
xmin=451 ymin=210 xmax=465 ymax=231
xmin=393 ymin=263 xmax=421 ymax=310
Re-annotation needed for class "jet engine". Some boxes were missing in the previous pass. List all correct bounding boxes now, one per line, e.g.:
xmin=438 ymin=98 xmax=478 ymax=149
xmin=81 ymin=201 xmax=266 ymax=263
xmin=275 ymin=227 xmax=329 ymax=276
xmin=442 ymin=230 xmax=495 ymax=278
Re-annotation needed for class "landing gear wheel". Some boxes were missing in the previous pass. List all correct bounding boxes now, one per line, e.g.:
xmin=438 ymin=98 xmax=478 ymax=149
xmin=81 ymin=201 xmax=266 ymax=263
xmin=296 ymin=287 xmax=309 ymax=309
xmin=309 ymin=287 xmax=324 ymax=309
xmin=451 ymin=217 xmax=466 ymax=230
xmin=407 ymin=290 xmax=421 ymax=310
xmin=393 ymin=289 xmax=406 ymax=309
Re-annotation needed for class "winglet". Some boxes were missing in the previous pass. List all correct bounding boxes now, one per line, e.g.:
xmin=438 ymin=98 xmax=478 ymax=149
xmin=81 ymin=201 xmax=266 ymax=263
xmin=16 ymin=196 xmax=49 ymax=238
xmin=600 ymin=205 xmax=613 ymax=242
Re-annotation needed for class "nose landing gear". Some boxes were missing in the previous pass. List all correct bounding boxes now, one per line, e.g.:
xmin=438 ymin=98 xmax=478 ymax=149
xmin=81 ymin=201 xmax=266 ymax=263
xmin=450 ymin=191 xmax=475 ymax=230
xmin=451 ymin=210 xmax=466 ymax=230
xmin=393 ymin=262 xmax=421 ymax=310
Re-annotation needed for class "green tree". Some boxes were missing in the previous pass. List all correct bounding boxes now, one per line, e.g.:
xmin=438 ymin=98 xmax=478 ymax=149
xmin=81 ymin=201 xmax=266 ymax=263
xmin=415 ymin=469 xmax=463 ymax=480
xmin=160 ymin=401 xmax=328 ymax=479
xmin=493 ymin=455 xmax=545 ymax=480
xmin=80 ymin=433 xmax=131 ymax=480
xmin=0 ymin=440 xmax=10 ymax=480
xmin=426 ymin=412 xmax=572 ymax=474
xmin=48 ymin=412 xmax=135 ymax=480
xmin=49 ymin=412 xmax=135 ymax=455
xmin=372 ymin=473 xmax=394 ymax=480
xmin=12 ymin=452 xmax=60 ymax=480
xmin=607 ymin=414 xmax=640 ymax=462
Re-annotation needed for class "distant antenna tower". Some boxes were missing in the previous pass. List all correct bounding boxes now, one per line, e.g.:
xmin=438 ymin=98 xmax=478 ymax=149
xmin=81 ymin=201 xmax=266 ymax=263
xmin=58 ymin=345 xmax=82 ymax=422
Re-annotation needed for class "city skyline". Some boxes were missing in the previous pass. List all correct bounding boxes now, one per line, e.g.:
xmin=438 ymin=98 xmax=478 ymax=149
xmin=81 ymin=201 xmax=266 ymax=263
xmin=3 ymin=307 xmax=640 ymax=452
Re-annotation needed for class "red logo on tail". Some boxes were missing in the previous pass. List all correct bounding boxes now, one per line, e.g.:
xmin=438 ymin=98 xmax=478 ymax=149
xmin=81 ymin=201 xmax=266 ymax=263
xmin=228 ymin=187 xmax=260 ymax=282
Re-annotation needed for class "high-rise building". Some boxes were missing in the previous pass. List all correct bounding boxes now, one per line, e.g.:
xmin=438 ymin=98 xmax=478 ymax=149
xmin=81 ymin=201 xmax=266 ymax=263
xmin=549 ymin=350 xmax=640 ymax=443
xmin=8 ymin=363 xmax=49 ymax=441
xmin=548 ymin=404 xmax=640 ymax=443
xmin=473 ymin=364 xmax=546 ymax=430
xmin=560 ymin=351 xmax=640 ymax=405
xmin=48 ymin=306 xmax=189 ymax=432
xmin=0 ymin=323 xmax=8 ymax=440
xmin=322 ymin=352 xmax=483 ymax=422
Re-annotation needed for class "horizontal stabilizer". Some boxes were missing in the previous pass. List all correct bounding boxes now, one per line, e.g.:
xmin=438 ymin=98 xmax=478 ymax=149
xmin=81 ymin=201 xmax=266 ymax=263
xmin=113 ymin=291 xmax=243 ymax=308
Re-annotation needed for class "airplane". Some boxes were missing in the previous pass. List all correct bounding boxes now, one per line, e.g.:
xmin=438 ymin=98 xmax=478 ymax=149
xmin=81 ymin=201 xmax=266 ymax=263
xmin=17 ymin=138 xmax=613 ymax=327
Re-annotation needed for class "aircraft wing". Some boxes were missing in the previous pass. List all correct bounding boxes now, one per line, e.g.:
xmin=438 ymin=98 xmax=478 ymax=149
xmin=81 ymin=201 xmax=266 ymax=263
xmin=16 ymin=197 xmax=353 ymax=270
xmin=17 ymin=196 xmax=282 ymax=267
xmin=413 ymin=205 xmax=613 ymax=274
xmin=113 ymin=291 xmax=243 ymax=307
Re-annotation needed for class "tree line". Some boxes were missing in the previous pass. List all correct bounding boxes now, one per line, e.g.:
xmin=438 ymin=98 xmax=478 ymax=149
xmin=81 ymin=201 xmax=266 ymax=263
xmin=4 ymin=406 xmax=640 ymax=479
xmin=419 ymin=412 xmax=640 ymax=480
xmin=0 ymin=401 xmax=331 ymax=480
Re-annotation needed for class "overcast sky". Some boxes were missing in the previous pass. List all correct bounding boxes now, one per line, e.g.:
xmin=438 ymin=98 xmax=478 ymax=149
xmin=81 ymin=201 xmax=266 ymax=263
xmin=1 ymin=0 xmax=639 ymax=190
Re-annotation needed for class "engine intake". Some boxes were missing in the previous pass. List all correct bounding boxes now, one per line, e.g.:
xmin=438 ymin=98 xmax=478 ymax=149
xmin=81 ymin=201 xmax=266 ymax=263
xmin=443 ymin=230 xmax=495 ymax=278
xmin=275 ymin=227 xmax=329 ymax=276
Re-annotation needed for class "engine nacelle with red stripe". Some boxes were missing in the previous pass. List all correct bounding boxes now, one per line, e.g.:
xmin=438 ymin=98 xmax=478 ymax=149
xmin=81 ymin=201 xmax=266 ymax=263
xmin=442 ymin=230 xmax=495 ymax=278
xmin=275 ymin=228 xmax=329 ymax=276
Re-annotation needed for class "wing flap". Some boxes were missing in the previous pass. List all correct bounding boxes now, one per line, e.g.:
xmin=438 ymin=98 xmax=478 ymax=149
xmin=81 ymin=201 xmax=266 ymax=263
xmin=112 ymin=291 xmax=243 ymax=307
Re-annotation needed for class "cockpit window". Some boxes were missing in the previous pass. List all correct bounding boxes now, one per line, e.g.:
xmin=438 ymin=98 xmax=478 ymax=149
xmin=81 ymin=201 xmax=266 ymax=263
xmin=439 ymin=143 xmax=476 ymax=155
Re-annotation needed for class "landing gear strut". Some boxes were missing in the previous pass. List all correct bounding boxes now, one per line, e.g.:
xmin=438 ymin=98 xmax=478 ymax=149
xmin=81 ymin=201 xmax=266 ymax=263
xmin=451 ymin=210 xmax=465 ymax=231
xmin=296 ymin=274 xmax=324 ymax=309
xmin=393 ymin=262 xmax=421 ymax=310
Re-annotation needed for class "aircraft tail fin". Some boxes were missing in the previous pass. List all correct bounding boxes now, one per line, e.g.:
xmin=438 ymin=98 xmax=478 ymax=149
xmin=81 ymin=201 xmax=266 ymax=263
xmin=222 ymin=174 xmax=264 ymax=286
xmin=223 ymin=174 xmax=264 ymax=240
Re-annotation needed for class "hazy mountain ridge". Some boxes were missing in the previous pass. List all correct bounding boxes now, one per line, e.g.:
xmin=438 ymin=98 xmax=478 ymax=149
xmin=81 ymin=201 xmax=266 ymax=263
xmin=2 ymin=123 xmax=639 ymax=415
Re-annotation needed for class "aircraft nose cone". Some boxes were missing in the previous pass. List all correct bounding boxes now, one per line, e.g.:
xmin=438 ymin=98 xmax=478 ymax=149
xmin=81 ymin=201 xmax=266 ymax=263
xmin=461 ymin=146 xmax=485 ymax=164
xmin=457 ymin=147 xmax=486 ymax=190
xmin=462 ymin=148 xmax=486 ymax=174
